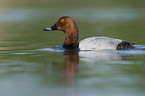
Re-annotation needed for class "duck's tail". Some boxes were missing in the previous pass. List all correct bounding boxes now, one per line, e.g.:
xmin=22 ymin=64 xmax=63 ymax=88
xmin=116 ymin=41 xmax=134 ymax=50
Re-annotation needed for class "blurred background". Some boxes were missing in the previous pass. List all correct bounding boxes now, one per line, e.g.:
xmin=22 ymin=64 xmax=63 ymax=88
xmin=0 ymin=0 xmax=145 ymax=46
xmin=0 ymin=0 xmax=145 ymax=96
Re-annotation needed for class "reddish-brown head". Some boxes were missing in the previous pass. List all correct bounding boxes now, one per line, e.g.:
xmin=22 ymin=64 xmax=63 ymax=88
xmin=43 ymin=16 xmax=78 ymax=32
xmin=43 ymin=16 xmax=79 ymax=49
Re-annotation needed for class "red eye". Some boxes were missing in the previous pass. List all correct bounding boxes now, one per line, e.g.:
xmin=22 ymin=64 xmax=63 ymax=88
xmin=60 ymin=19 xmax=64 ymax=23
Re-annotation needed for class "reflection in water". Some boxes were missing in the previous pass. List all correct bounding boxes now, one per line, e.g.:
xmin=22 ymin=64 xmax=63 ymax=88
xmin=62 ymin=50 xmax=79 ymax=96
xmin=64 ymin=50 xmax=79 ymax=78
xmin=42 ymin=49 xmax=79 ymax=85
xmin=79 ymin=50 xmax=121 ymax=62
xmin=62 ymin=50 xmax=79 ymax=87
xmin=79 ymin=46 xmax=145 ymax=63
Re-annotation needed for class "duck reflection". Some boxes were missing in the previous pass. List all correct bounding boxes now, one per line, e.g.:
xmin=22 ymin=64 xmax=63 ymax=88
xmin=63 ymin=50 xmax=79 ymax=78
xmin=59 ymin=50 xmax=79 ymax=91
xmin=79 ymin=50 xmax=122 ymax=62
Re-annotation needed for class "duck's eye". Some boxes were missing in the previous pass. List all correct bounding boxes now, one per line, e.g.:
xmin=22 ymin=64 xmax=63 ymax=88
xmin=60 ymin=19 xmax=64 ymax=23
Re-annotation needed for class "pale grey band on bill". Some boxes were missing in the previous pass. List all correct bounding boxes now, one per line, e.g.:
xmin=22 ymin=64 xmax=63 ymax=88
xmin=45 ymin=28 xmax=52 ymax=31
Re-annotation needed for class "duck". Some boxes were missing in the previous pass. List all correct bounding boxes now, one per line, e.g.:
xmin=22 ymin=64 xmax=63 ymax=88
xmin=43 ymin=16 xmax=134 ymax=50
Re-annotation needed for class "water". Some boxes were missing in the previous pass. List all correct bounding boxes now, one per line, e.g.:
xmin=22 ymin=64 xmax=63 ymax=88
xmin=0 ymin=0 xmax=145 ymax=96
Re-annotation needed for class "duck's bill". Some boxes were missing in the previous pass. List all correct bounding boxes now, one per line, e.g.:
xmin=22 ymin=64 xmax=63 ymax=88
xmin=43 ymin=23 xmax=58 ymax=31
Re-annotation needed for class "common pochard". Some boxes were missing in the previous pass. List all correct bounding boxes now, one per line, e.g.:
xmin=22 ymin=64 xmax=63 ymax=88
xmin=43 ymin=16 xmax=134 ymax=50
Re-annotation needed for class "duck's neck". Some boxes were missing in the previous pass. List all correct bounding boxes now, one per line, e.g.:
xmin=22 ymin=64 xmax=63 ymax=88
xmin=63 ymin=27 xmax=79 ymax=50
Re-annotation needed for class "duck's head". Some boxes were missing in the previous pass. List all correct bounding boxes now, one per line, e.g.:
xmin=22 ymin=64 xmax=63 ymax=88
xmin=43 ymin=16 xmax=78 ymax=32
xmin=43 ymin=16 xmax=79 ymax=50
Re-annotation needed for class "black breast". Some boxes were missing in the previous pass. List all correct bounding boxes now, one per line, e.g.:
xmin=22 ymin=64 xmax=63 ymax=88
xmin=63 ymin=43 xmax=79 ymax=50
